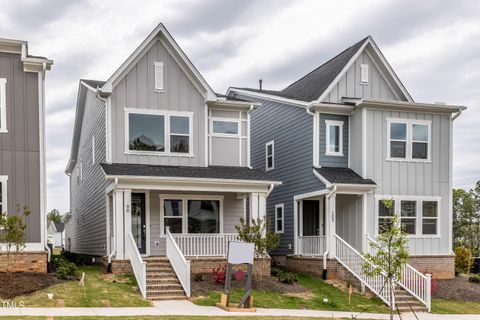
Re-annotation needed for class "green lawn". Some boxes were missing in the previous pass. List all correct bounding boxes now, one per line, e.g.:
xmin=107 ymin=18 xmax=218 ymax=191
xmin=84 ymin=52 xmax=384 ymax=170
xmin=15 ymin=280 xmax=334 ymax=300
xmin=193 ymin=273 xmax=388 ymax=313
xmin=14 ymin=266 xmax=150 ymax=307
xmin=432 ymin=299 xmax=480 ymax=314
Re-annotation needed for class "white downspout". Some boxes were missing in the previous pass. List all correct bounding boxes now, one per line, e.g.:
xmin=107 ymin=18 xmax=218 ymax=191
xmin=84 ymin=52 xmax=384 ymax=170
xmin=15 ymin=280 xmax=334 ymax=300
xmin=107 ymin=178 xmax=118 ymax=264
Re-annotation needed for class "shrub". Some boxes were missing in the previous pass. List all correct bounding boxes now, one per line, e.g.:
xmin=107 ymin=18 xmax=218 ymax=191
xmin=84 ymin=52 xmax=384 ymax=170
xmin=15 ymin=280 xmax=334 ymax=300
xmin=277 ymin=271 xmax=298 ymax=284
xmin=235 ymin=217 xmax=280 ymax=257
xmin=212 ymin=265 xmax=226 ymax=285
xmin=234 ymin=269 xmax=245 ymax=281
xmin=455 ymin=246 xmax=473 ymax=274
xmin=194 ymin=274 xmax=205 ymax=282
xmin=51 ymin=255 xmax=76 ymax=279
xmin=271 ymin=267 xmax=282 ymax=277
xmin=468 ymin=274 xmax=480 ymax=284
xmin=61 ymin=251 xmax=93 ymax=266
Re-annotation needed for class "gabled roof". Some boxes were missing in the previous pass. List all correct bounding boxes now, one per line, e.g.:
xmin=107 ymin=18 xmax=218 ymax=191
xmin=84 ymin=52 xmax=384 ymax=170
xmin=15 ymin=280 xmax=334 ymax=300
xmin=228 ymin=36 xmax=413 ymax=104
xmin=314 ymin=167 xmax=376 ymax=185
xmin=99 ymin=23 xmax=216 ymax=101
xmin=54 ymin=222 xmax=65 ymax=233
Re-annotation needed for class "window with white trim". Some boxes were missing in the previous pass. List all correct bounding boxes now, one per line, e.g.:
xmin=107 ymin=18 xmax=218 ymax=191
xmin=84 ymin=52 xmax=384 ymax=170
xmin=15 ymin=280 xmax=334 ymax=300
xmin=211 ymin=120 xmax=239 ymax=135
xmin=0 ymin=176 xmax=7 ymax=214
xmin=275 ymin=203 xmax=284 ymax=234
xmin=325 ymin=120 xmax=343 ymax=156
xmin=387 ymin=119 xmax=431 ymax=161
xmin=377 ymin=197 xmax=440 ymax=236
xmin=265 ymin=140 xmax=274 ymax=170
xmin=91 ymin=136 xmax=95 ymax=165
xmin=0 ymin=78 xmax=6 ymax=133
xmin=154 ymin=61 xmax=164 ymax=92
xmin=126 ymin=109 xmax=192 ymax=155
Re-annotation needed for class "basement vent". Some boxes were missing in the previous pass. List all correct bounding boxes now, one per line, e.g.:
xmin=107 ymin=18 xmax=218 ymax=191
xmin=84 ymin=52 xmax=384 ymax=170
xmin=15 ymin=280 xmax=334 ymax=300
xmin=360 ymin=64 xmax=369 ymax=84
xmin=154 ymin=61 xmax=164 ymax=91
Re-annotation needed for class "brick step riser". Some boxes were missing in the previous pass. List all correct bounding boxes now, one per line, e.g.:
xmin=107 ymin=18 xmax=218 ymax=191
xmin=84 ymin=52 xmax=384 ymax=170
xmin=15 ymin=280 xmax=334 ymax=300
xmin=147 ymin=292 xmax=186 ymax=297
xmin=146 ymin=273 xmax=177 ymax=278
xmin=147 ymin=285 xmax=183 ymax=290
xmin=147 ymin=279 xmax=180 ymax=284
xmin=147 ymin=296 xmax=187 ymax=301
xmin=147 ymin=269 xmax=175 ymax=273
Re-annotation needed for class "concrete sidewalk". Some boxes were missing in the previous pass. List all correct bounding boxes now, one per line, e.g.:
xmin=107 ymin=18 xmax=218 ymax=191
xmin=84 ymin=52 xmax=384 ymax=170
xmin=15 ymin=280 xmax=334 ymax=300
xmin=0 ymin=300 xmax=478 ymax=319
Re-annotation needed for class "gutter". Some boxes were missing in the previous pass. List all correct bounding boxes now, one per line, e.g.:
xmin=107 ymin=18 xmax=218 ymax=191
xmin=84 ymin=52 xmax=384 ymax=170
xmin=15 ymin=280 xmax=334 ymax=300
xmin=41 ymin=61 xmax=51 ymax=263
xmin=107 ymin=178 xmax=119 ymax=264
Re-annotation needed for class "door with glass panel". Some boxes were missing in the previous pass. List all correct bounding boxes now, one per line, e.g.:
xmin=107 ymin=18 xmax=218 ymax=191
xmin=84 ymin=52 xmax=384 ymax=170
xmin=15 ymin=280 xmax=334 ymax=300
xmin=131 ymin=193 xmax=146 ymax=254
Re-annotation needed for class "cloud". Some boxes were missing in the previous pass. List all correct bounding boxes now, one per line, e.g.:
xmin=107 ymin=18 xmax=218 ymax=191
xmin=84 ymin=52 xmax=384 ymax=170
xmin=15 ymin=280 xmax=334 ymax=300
xmin=1 ymin=0 xmax=478 ymax=213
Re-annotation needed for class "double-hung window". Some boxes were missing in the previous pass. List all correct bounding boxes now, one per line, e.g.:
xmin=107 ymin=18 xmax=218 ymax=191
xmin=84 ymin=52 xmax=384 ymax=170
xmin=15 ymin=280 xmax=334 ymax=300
xmin=377 ymin=197 xmax=440 ymax=236
xmin=275 ymin=203 xmax=284 ymax=234
xmin=325 ymin=120 xmax=343 ymax=156
xmin=0 ymin=78 xmax=6 ymax=133
xmin=0 ymin=176 xmax=7 ymax=214
xmin=387 ymin=119 xmax=430 ymax=161
xmin=163 ymin=199 xmax=183 ymax=233
xmin=126 ymin=109 xmax=192 ymax=155
xmin=265 ymin=141 xmax=274 ymax=170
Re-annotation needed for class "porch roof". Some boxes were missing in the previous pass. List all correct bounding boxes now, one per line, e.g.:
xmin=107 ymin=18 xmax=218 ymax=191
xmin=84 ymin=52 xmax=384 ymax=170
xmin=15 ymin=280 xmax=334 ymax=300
xmin=313 ymin=167 xmax=376 ymax=185
xmin=100 ymin=163 xmax=279 ymax=184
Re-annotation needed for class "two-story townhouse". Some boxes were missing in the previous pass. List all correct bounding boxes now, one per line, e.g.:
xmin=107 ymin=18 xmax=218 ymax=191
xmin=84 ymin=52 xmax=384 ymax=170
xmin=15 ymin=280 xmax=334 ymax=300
xmin=0 ymin=38 xmax=52 ymax=272
xmin=64 ymin=24 xmax=279 ymax=300
xmin=228 ymin=36 xmax=465 ymax=311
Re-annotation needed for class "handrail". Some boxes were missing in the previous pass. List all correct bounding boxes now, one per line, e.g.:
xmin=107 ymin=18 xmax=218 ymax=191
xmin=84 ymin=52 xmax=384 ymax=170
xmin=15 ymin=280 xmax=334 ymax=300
xmin=297 ymin=235 xmax=326 ymax=256
xmin=126 ymin=233 xmax=147 ymax=298
xmin=334 ymin=233 xmax=393 ymax=307
xmin=172 ymin=233 xmax=239 ymax=257
xmin=365 ymin=234 xmax=431 ymax=311
xmin=166 ymin=227 xmax=191 ymax=297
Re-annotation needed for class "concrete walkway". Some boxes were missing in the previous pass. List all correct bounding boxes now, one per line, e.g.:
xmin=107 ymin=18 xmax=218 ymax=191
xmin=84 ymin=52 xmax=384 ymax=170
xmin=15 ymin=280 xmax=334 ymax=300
xmin=0 ymin=300 xmax=478 ymax=319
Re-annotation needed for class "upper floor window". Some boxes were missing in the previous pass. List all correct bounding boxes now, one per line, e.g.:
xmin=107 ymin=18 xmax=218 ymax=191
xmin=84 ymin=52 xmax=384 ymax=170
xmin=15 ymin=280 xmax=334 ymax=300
xmin=387 ymin=119 xmax=430 ymax=161
xmin=211 ymin=120 xmax=239 ymax=136
xmin=0 ymin=176 xmax=7 ymax=214
xmin=0 ymin=78 xmax=6 ymax=133
xmin=154 ymin=62 xmax=164 ymax=92
xmin=265 ymin=140 xmax=274 ymax=171
xmin=325 ymin=120 xmax=343 ymax=156
xmin=275 ymin=203 xmax=284 ymax=234
xmin=126 ymin=109 xmax=192 ymax=156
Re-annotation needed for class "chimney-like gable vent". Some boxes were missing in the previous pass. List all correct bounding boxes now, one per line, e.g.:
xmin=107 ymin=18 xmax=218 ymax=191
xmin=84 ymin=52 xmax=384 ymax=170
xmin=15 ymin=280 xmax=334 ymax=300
xmin=154 ymin=61 xmax=164 ymax=92
xmin=360 ymin=63 xmax=369 ymax=84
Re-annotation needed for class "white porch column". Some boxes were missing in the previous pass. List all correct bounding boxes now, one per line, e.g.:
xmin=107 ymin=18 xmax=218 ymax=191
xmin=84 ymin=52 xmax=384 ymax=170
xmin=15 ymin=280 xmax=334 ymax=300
xmin=258 ymin=193 xmax=267 ymax=236
xmin=327 ymin=193 xmax=337 ymax=258
xmin=113 ymin=189 xmax=125 ymax=259
xmin=123 ymin=189 xmax=132 ymax=259
xmin=249 ymin=192 xmax=259 ymax=222
xmin=293 ymin=199 xmax=298 ymax=255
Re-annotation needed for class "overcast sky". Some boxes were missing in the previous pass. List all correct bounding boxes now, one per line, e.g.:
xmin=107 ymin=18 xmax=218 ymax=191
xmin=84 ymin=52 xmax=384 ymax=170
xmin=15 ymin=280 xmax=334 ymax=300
xmin=1 ymin=0 xmax=479 ymax=213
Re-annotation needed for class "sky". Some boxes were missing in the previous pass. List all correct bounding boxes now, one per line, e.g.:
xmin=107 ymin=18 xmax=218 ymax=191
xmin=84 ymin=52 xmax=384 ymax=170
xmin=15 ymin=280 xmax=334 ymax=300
xmin=0 ymin=0 xmax=479 ymax=214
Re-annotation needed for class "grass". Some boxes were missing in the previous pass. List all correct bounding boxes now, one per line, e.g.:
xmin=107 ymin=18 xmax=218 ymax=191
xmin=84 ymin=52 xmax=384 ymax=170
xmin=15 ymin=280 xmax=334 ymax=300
xmin=432 ymin=299 xmax=480 ymax=314
xmin=2 ymin=317 xmax=355 ymax=320
xmin=193 ymin=273 xmax=388 ymax=313
xmin=13 ymin=265 xmax=151 ymax=308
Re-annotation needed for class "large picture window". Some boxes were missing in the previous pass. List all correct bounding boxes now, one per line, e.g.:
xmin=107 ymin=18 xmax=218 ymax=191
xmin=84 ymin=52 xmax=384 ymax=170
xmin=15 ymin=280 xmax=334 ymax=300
xmin=126 ymin=109 xmax=192 ymax=155
xmin=0 ymin=176 xmax=7 ymax=214
xmin=387 ymin=119 xmax=431 ymax=161
xmin=188 ymin=200 xmax=220 ymax=233
xmin=325 ymin=120 xmax=343 ymax=156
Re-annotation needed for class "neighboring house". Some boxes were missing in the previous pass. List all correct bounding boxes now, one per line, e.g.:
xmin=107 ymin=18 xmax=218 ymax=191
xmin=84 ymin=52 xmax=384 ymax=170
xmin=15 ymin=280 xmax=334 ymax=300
xmin=228 ymin=36 xmax=465 ymax=311
xmin=0 ymin=38 xmax=53 ymax=272
xmin=65 ymin=23 xmax=279 ymax=300
xmin=47 ymin=221 xmax=65 ymax=248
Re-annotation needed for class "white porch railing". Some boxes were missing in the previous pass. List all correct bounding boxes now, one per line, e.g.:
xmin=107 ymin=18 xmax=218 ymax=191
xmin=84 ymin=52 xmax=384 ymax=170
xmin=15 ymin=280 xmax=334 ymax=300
xmin=172 ymin=233 xmax=240 ymax=257
xmin=334 ymin=233 xmax=394 ymax=307
xmin=166 ymin=228 xmax=191 ymax=297
xmin=297 ymin=235 xmax=326 ymax=256
xmin=366 ymin=234 xmax=431 ymax=311
xmin=126 ymin=233 xmax=147 ymax=299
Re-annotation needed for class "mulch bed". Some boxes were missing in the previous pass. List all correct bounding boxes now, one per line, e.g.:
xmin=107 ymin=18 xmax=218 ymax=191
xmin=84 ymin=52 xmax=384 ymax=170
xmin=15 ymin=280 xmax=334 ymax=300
xmin=433 ymin=275 xmax=480 ymax=302
xmin=192 ymin=273 xmax=309 ymax=297
xmin=0 ymin=272 xmax=62 ymax=299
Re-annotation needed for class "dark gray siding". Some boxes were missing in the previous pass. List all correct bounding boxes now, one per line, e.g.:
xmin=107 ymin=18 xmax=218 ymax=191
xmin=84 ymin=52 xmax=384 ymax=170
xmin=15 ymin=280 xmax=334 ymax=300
xmin=232 ymin=93 xmax=324 ymax=255
xmin=319 ymin=113 xmax=349 ymax=168
xmin=66 ymin=88 xmax=109 ymax=256
xmin=0 ymin=52 xmax=41 ymax=242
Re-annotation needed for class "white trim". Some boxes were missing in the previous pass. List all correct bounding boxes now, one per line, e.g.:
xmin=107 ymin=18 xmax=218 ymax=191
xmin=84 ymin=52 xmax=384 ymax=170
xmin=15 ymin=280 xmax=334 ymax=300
xmin=361 ymin=107 xmax=367 ymax=178
xmin=313 ymin=112 xmax=320 ymax=167
xmin=38 ymin=68 xmax=47 ymax=249
xmin=0 ymin=78 xmax=7 ymax=133
xmin=159 ymin=194 xmax=224 ymax=235
xmin=374 ymin=195 xmax=441 ymax=238
xmin=204 ymin=104 xmax=209 ymax=166
xmin=360 ymin=63 xmax=369 ymax=84
xmin=448 ymin=115 xmax=453 ymax=253
xmin=313 ymin=169 xmax=332 ymax=188
xmin=325 ymin=120 xmax=344 ymax=156
xmin=153 ymin=61 xmax=164 ymax=92
xmin=386 ymin=118 xmax=431 ymax=162
xmin=106 ymin=97 xmax=112 ymax=163
xmin=210 ymin=118 xmax=240 ymax=137
xmin=0 ymin=176 xmax=7 ymax=214
xmin=275 ymin=203 xmax=284 ymax=234
xmin=226 ymin=88 xmax=309 ymax=108
xmin=294 ymin=189 xmax=330 ymax=201
xmin=107 ymin=175 xmax=280 ymax=186
xmin=265 ymin=140 xmax=274 ymax=171
xmin=91 ymin=135 xmax=96 ymax=165
xmin=247 ymin=108 xmax=251 ymax=168
xmin=124 ymin=108 xmax=194 ymax=157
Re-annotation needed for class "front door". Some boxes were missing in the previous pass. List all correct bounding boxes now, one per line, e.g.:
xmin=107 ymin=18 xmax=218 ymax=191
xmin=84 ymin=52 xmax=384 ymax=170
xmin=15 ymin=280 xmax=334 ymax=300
xmin=131 ymin=193 xmax=146 ymax=254
xmin=302 ymin=200 xmax=320 ymax=236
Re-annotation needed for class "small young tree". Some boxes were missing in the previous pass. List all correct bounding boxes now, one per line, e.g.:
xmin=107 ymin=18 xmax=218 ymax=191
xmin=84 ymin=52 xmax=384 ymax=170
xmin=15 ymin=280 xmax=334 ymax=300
xmin=362 ymin=199 xmax=409 ymax=320
xmin=235 ymin=217 xmax=280 ymax=257
xmin=0 ymin=205 xmax=31 ymax=274
xmin=47 ymin=209 xmax=62 ymax=224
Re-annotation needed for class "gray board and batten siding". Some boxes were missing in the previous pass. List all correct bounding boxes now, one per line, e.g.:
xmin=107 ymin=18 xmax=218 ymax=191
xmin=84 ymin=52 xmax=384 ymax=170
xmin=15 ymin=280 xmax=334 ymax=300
xmin=231 ymin=92 xmax=325 ymax=255
xmin=0 ymin=52 xmax=41 ymax=242
xmin=67 ymin=87 xmax=110 ymax=256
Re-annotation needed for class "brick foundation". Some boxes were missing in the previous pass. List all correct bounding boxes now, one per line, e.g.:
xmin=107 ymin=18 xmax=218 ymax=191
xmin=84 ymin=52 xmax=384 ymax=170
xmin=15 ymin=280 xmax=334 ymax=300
xmin=109 ymin=259 xmax=133 ymax=274
xmin=0 ymin=251 xmax=47 ymax=273
xmin=189 ymin=256 xmax=271 ymax=277
xmin=408 ymin=255 xmax=455 ymax=279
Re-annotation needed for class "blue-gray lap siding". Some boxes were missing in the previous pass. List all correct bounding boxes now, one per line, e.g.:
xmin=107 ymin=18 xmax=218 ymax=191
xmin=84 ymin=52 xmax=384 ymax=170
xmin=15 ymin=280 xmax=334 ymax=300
xmin=66 ymin=88 xmax=110 ymax=256
xmin=319 ymin=114 xmax=349 ymax=168
xmin=231 ymin=93 xmax=325 ymax=256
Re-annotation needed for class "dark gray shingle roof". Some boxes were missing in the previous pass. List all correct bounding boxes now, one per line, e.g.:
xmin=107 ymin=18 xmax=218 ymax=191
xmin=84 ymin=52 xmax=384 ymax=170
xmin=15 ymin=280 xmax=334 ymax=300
xmin=231 ymin=37 xmax=369 ymax=103
xmin=81 ymin=79 xmax=106 ymax=89
xmin=314 ymin=167 xmax=375 ymax=185
xmin=100 ymin=163 xmax=276 ymax=182
xmin=54 ymin=222 xmax=65 ymax=232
